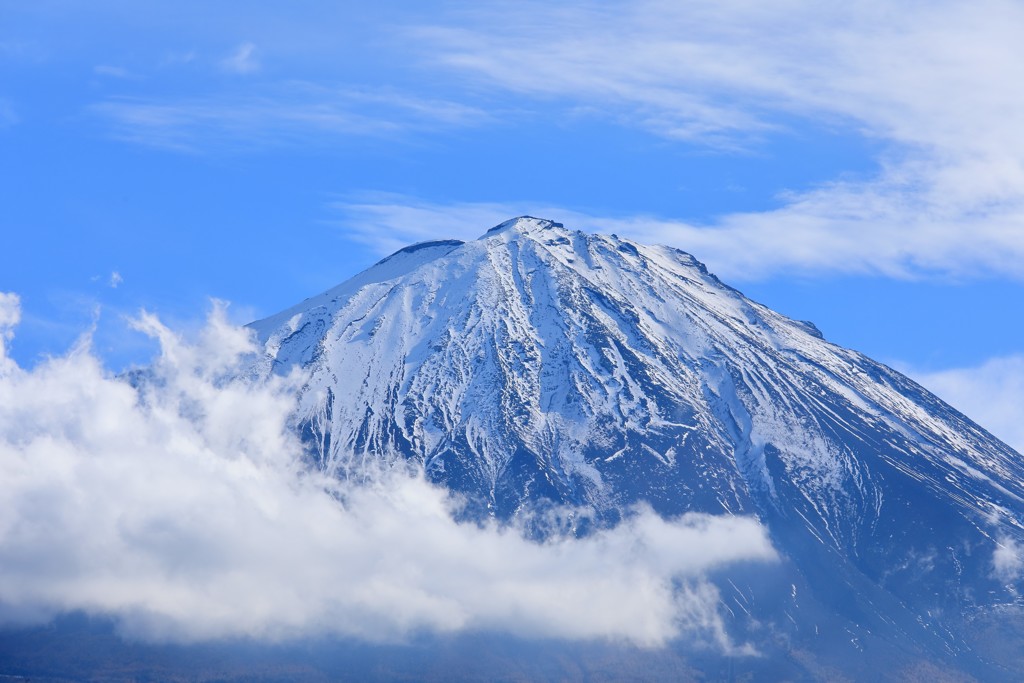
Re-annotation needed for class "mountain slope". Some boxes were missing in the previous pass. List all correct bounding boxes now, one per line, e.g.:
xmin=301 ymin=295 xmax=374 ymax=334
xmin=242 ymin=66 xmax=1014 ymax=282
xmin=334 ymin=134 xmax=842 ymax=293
xmin=249 ymin=217 xmax=1024 ymax=678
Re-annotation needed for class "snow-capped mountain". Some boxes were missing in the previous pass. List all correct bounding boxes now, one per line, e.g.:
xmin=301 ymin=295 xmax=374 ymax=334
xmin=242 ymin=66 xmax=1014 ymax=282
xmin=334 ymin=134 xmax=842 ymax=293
xmin=249 ymin=217 xmax=1024 ymax=678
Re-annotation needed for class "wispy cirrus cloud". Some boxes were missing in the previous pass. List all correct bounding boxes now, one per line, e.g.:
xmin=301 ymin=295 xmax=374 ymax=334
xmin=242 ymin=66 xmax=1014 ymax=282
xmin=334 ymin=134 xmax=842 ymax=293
xmin=93 ymin=64 xmax=138 ymax=80
xmin=419 ymin=1 xmax=1024 ymax=156
xmin=403 ymin=0 xmax=1024 ymax=279
xmin=220 ymin=42 xmax=259 ymax=75
xmin=90 ymin=84 xmax=491 ymax=152
xmin=331 ymin=194 xmax=1024 ymax=281
xmin=45 ymin=0 xmax=1024 ymax=283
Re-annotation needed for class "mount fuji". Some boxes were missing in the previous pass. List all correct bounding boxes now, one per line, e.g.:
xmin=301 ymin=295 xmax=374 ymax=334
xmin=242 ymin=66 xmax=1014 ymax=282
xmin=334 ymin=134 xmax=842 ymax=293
xmin=246 ymin=216 xmax=1024 ymax=679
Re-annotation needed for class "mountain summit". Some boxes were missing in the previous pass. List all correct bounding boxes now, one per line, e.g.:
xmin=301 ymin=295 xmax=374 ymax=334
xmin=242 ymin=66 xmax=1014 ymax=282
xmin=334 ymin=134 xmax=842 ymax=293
xmin=250 ymin=217 xmax=1024 ymax=678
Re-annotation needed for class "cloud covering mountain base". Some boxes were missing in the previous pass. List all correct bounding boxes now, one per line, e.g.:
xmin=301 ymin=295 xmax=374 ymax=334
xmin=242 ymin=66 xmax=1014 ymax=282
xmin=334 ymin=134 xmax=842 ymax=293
xmin=0 ymin=294 xmax=776 ymax=649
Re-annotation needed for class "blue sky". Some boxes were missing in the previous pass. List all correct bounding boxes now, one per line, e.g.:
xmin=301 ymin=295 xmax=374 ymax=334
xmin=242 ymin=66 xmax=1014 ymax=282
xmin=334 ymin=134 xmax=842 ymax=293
xmin=2 ymin=0 xmax=1024 ymax=450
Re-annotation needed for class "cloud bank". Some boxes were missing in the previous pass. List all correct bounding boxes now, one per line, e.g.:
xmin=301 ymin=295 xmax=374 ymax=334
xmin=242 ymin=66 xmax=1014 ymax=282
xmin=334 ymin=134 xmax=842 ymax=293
xmin=0 ymin=294 xmax=776 ymax=649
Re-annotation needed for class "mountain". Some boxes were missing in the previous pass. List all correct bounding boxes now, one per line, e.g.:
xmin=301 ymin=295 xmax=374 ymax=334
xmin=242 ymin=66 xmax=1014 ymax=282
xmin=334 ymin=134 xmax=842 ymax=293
xmin=248 ymin=217 xmax=1024 ymax=679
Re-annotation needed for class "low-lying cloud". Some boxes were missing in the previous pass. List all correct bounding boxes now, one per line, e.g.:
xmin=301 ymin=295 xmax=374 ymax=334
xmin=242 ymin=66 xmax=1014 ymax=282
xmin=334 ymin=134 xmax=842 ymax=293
xmin=994 ymin=537 xmax=1024 ymax=583
xmin=0 ymin=293 xmax=776 ymax=650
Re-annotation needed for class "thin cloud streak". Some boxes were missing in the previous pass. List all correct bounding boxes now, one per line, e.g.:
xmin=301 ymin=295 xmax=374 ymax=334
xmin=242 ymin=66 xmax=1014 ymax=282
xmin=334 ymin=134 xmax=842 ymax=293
xmin=221 ymin=42 xmax=260 ymax=74
xmin=93 ymin=65 xmax=136 ymax=79
xmin=90 ymin=85 xmax=491 ymax=152
xmin=332 ymin=195 xmax=1024 ymax=281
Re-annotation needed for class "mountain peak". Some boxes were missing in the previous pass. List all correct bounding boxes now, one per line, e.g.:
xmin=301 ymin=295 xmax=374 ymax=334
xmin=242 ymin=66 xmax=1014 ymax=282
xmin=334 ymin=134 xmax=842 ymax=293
xmin=483 ymin=215 xmax=564 ymax=237
xmin=242 ymin=217 xmax=1024 ymax=677
xmin=247 ymin=217 xmax=1024 ymax=676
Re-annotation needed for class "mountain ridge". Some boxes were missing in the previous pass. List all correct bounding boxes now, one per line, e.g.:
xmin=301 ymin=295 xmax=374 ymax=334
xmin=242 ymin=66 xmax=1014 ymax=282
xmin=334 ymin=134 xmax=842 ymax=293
xmin=247 ymin=216 xmax=1024 ymax=678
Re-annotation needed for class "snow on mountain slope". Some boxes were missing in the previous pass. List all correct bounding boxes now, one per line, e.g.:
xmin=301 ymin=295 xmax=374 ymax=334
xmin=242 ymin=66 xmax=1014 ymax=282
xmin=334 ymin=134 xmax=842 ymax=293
xmin=249 ymin=217 xmax=1023 ymax=528
xmin=249 ymin=216 xmax=1024 ymax=677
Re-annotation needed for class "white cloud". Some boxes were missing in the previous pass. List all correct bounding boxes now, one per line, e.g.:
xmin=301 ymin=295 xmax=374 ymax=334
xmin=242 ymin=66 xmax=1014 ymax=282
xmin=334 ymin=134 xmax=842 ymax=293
xmin=75 ymin=2 xmax=1024 ymax=283
xmin=331 ymin=194 xmax=532 ymax=256
xmin=0 ymin=294 xmax=777 ymax=649
xmin=911 ymin=355 xmax=1024 ymax=455
xmin=994 ymin=537 xmax=1024 ymax=582
xmin=332 ymin=195 xmax=1024 ymax=281
xmin=0 ymin=292 xmax=19 ymax=329
xmin=160 ymin=50 xmax=197 ymax=67
xmin=220 ymin=42 xmax=259 ymax=74
xmin=0 ymin=293 xmax=19 ymax=364
xmin=420 ymin=0 xmax=1024 ymax=160
xmin=404 ymin=0 xmax=1024 ymax=280
xmin=93 ymin=64 xmax=134 ymax=79
xmin=109 ymin=271 xmax=123 ymax=288
xmin=90 ymin=85 xmax=490 ymax=152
